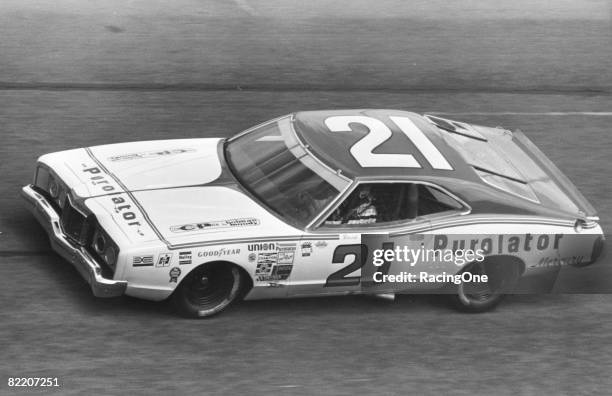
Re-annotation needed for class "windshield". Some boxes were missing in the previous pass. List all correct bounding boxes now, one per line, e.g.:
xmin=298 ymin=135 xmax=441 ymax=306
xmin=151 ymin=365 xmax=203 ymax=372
xmin=225 ymin=116 xmax=348 ymax=228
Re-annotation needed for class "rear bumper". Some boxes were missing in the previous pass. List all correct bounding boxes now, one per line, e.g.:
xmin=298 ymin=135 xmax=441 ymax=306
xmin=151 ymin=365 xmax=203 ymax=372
xmin=21 ymin=185 xmax=127 ymax=297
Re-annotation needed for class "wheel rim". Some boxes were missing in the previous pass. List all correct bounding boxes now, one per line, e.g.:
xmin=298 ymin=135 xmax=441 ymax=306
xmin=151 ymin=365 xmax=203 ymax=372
xmin=185 ymin=265 xmax=241 ymax=316
xmin=457 ymin=261 xmax=517 ymax=307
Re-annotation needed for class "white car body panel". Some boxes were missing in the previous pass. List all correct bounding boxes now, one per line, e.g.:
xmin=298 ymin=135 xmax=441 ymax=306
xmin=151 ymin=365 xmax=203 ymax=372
xmin=87 ymin=139 xmax=222 ymax=191
xmin=40 ymin=138 xmax=223 ymax=197
xmin=131 ymin=186 xmax=301 ymax=247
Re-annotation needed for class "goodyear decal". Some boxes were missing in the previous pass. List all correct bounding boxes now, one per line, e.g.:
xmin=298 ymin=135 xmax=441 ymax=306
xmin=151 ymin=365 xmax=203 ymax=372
xmin=197 ymin=248 xmax=241 ymax=258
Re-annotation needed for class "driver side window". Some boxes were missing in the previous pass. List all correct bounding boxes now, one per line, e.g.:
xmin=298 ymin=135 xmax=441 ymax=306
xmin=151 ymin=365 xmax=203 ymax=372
xmin=322 ymin=182 xmax=463 ymax=227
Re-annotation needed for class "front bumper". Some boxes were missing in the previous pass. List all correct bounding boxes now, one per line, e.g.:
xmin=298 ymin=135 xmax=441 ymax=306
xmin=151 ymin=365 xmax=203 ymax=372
xmin=21 ymin=185 xmax=127 ymax=297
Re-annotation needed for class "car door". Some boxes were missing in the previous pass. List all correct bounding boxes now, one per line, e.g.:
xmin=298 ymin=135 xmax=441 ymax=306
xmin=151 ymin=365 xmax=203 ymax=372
xmin=288 ymin=181 xmax=468 ymax=296
xmin=287 ymin=232 xmax=363 ymax=297
xmin=289 ymin=226 xmax=441 ymax=297
xmin=360 ymin=183 xmax=472 ymax=294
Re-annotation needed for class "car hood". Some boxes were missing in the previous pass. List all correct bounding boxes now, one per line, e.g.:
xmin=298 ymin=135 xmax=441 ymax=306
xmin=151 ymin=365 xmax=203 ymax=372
xmin=86 ymin=185 xmax=301 ymax=245
xmin=40 ymin=138 xmax=301 ymax=244
xmin=80 ymin=138 xmax=224 ymax=193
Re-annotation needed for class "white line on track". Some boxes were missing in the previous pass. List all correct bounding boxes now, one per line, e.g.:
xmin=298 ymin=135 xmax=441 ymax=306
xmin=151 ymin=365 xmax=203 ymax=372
xmin=428 ymin=112 xmax=612 ymax=116
xmin=233 ymin=0 xmax=259 ymax=16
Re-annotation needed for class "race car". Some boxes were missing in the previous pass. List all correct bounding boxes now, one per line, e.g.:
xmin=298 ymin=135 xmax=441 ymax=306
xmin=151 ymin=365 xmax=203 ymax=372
xmin=22 ymin=109 xmax=605 ymax=317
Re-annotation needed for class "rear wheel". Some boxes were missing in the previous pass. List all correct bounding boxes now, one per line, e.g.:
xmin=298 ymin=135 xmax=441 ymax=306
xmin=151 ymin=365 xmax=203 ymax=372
xmin=450 ymin=259 xmax=521 ymax=313
xmin=173 ymin=263 xmax=243 ymax=318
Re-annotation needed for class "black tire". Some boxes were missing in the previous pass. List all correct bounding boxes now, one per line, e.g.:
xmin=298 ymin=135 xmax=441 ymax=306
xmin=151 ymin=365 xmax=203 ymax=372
xmin=450 ymin=259 xmax=521 ymax=313
xmin=173 ymin=263 xmax=243 ymax=318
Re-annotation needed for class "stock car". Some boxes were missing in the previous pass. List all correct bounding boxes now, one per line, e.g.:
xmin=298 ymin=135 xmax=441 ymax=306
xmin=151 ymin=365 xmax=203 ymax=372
xmin=22 ymin=109 xmax=605 ymax=317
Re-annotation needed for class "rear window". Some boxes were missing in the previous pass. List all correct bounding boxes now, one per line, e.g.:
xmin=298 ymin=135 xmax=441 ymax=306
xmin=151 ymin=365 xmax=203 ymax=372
xmin=443 ymin=132 xmax=524 ymax=181
xmin=474 ymin=169 xmax=539 ymax=203
xmin=427 ymin=116 xmax=540 ymax=203
xmin=418 ymin=184 xmax=464 ymax=214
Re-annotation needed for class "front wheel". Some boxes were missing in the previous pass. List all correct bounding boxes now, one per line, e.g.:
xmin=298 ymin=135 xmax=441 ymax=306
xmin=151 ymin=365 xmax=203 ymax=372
xmin=450 ymin=260 xmax=521 ymax=313
xmin=173 ymin=263 xmax=243 ymax=318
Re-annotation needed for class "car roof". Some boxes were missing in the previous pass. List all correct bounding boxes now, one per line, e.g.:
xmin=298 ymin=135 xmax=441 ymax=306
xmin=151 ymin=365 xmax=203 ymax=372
xmin=288 ymin=109 xmax=580 ymax=220
xmin=292 ymin=109 xmax=475 ymax=182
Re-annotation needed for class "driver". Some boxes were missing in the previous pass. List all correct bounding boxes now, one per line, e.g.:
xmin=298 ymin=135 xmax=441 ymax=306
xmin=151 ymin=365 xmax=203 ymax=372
xmin=346 ymin=185 xmax=378 ymax=224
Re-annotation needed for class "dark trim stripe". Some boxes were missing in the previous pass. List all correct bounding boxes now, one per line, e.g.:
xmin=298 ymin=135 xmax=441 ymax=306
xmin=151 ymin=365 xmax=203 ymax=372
xmin=472 ymin=165 xmax=527 ymax=184
xmin=390 ymin=215 xmax=575 ymax=237
xmin=84 ymin=147 xmax=173 ymax=248
xmin=168 ymin=234 xmax=340 ymax=250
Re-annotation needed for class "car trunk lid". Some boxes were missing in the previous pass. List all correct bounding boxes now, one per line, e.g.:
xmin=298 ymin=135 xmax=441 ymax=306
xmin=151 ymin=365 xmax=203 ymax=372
xmin=425 ymin=115 xmax=598 ymax=220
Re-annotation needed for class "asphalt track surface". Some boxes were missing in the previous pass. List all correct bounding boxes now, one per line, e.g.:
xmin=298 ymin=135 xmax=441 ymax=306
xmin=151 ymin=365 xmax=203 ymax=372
xmin=1 ymin=1 xmax=612 ymax=395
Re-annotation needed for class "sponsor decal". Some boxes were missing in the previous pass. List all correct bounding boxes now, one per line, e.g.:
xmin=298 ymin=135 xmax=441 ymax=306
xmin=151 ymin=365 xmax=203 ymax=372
xmin=80 ymin=163 xmax=121 ymax=196
xmin=248 ymin=253 xmax=257 ymax=262
xmin=157 ymin=253 xmax=173 ymax=267
xmin=170 ymin=218 xmax=260 ymax=233
xmin=108 ymin=148 xmax=196 ymax=162
xmin=248 ymin=242 xmax=276 ymax=251
xmin=110 ymin=195 xmax=144 ymax=235
xmin=256 ymin=252 xmax=276 ymax=266
xmin=315 ymin=241 xmax=328 ymax=248
xmin=340 ymin=234 xmax=360 ymax=241
xmin=277 ymin=243 xmax=296 ymax=265
xmin=532 ymin=255 xmax=584 ymax=268
xmin=132 ymin=255 xmax=154 ymax=267
xmin=254 ymin=243 xmax=296 ymax=281
xmin=433 ymin=234 xmax=564 ymax=254
xmin=255 ymin=253 xmax=278 ymax=281
xmin=80 ymin=157 xmax=145 ymax=237
xmin=301 ymin=242 xmax=312 ymax=257
xmin=169 ymin=267 xmax=181 ymax=283
xmin=178 ymin=251 xmax=192 ymax=265
xmin=272 ymin=265 xmax=293 ymax=280
xmin=197 ymin=248 xmax=241 ymax=258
